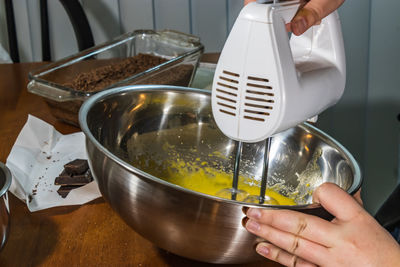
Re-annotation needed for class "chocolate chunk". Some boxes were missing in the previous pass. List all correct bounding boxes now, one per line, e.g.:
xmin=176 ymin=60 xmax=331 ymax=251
xmin=57 ymin=185 xmax=83 ymax=198
xmin=64 ymin=159 xmax=88 ymax=175
xmin=55 ymin=159 xmax=93 ymax=198
xmin=55 ymin=170 xmax=71 ymax=185
xmin=55 ymin=169 xmax=93 ymax=186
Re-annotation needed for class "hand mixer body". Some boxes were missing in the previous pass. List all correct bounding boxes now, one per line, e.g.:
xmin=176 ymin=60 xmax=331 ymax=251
xmin=211 ymin=1 xmax=346 ymax=143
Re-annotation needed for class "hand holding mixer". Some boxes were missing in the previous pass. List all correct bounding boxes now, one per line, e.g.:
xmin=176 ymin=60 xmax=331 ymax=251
xmin=211 ymin=0 xmax=346 ymax=203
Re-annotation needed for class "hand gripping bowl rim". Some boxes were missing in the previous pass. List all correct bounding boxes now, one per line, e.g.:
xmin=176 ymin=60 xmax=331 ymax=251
xmin=78 ymin=84 xmax=362 ymax=210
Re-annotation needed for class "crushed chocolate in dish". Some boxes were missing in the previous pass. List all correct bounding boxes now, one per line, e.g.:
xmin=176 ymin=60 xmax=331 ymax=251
xmin=45 ymin=53 xmax=195 ymax=127
xmin=63 ymin=53 xmax=168 ymax=92
xmin=55 ymin=159 xmax=93 ymax=198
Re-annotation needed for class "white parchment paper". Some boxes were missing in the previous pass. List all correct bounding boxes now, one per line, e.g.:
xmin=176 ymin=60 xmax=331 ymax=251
xmin=6 ymin=115 xmax=101 ymax=212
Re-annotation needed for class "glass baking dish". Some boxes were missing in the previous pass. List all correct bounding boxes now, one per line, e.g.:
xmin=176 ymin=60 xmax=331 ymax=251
xmin=28 ymin=29 xmax=204 ymax=127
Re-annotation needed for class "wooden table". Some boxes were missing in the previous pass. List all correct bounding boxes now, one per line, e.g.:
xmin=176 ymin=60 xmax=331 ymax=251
xmin=0 ymin=62 xmax=281 ymax=266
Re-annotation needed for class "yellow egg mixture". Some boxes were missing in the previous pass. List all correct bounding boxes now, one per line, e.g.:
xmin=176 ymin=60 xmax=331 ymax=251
xmin=130 ymin=138 xmax=298 ymax=205
xmin=165 ymin=158 xmax=296 ymax=205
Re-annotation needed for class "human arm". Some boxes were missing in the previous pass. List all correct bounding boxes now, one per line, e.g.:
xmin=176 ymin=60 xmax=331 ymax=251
xmin=244 ymin=0 xmax=345 ymax=36
xmin=243 ymin=183 xmax=400 ymax=266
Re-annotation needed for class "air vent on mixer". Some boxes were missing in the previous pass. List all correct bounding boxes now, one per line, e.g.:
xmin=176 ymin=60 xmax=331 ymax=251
xmin=215 ymin=70 xmax=240 ymax=117
xmin=243 ymin=76 xmax=274 ymax=122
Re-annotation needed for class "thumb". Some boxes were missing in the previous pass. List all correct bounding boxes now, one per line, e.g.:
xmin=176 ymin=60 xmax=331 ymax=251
xmin=244 ymin=0 xmax=255 ymax=5
xmin=290 ymin=5 xmax=321 ymax=35
xmin=290 ymin=0 xmax=345 ymax=35
xmin=313 ymin=183 xmax=364 ymax=221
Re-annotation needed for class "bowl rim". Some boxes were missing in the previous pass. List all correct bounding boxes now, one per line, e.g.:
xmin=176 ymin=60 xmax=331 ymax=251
xmin=79 ymin=85 xmax=362 ymax=210
xmin=0 ymin=162 xmax=12 ymax=198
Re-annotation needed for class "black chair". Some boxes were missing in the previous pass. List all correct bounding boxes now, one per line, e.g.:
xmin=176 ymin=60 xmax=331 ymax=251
xmin=4 ymin=0 xmax=94 ymax=62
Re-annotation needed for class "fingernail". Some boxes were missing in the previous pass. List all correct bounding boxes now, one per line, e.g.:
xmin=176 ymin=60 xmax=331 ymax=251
xmin=256 ymin=244 xmax=270 ymax=257
xmin=242 ymin=206 xmax=249 ymax=215
xmin=241 ymin=216 xmax=249 ymax=228
xmin=246 ymin=220 xmax=260 ymax=233
xmin=247 ymin=208 xmax=261 ymax=219
xmin=292 ymin=17 xmax=307 ymax=35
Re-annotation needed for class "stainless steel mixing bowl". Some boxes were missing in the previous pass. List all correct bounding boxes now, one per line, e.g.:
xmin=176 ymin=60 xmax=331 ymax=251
xmin=79 ymin=85 xmax=362 ymax=264
xmin=0 ymin=162 xmax=12 ymax=251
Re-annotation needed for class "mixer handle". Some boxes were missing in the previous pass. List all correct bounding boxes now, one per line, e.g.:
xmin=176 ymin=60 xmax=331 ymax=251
xmin=289 ymin=11 xmax=346 ymax=79
xmin=271 ymin=7 xmax=346 ymax=130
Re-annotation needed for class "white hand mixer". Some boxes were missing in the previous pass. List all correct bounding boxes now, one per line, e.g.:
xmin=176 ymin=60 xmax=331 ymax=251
xmin=211 ymin=0 xmax=346 ymax=203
